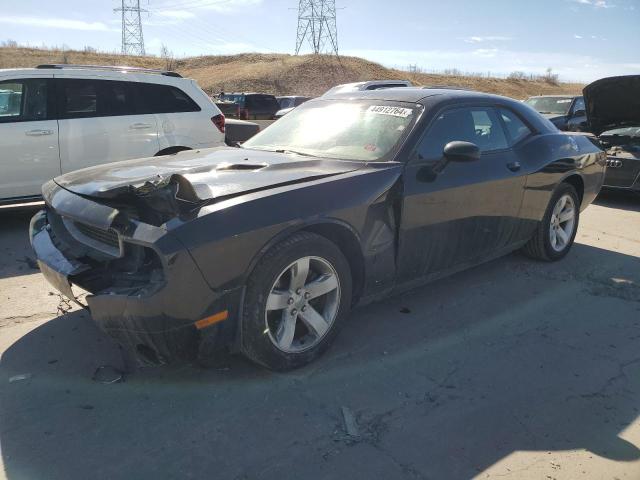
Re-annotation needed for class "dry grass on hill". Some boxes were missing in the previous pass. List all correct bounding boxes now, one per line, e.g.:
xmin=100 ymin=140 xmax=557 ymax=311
xmin=0 ymin=47 xmax=583 ymax=99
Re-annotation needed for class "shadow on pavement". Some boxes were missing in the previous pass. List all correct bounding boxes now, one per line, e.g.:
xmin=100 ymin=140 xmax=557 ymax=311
xmin=595 ymin=190 xmax=640 ymax=213
xmin=0 ymin=207 xmax=42 ymax=281
xmin=1 ymin=243 xmax=640 ymax=479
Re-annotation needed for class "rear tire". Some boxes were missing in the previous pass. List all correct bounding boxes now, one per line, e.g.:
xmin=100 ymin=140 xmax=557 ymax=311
xmin=521 ymin=183 xmax=580 ymax=261
xmin=240 ymin=232 xmax=352 ymax=371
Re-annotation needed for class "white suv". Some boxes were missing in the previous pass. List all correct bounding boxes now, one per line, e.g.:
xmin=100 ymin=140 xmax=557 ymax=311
xmin=0 ymin=64 xmax=226 ymax=203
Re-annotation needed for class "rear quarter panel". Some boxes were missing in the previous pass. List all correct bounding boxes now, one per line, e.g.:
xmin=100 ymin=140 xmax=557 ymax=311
xmin=518 ymin=133 xmax=605 ymax=229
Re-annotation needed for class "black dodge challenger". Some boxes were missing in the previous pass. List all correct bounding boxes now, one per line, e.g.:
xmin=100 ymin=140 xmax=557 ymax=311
xmin=30 ymin=88 xmax=606 ymax=370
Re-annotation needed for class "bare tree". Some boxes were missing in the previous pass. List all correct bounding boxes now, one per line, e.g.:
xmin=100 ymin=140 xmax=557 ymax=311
xmin=160 ymin=44 xmax=176 ymax=71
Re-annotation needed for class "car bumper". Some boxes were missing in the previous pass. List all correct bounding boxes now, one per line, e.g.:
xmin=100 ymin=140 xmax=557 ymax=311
xmin=30 ymin=207 xmax=244 ymax=366
xmin=602 ymin=156 xmax=640 ymax=192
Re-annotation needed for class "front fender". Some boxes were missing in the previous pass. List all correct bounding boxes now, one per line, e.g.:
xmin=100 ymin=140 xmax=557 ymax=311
xmin=171 ymin=165 xmax=403 ymax=292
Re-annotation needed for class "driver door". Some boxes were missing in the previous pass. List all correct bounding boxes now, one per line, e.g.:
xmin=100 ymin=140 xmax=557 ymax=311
xmin=397 ymin=105 xmax=527 ymax=282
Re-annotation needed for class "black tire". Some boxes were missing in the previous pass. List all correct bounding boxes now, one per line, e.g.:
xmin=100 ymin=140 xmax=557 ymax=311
xmin=240 ymin=232 xmax=352 ymax=371
xmin=521 ymin=183 xmax=580 ymax=261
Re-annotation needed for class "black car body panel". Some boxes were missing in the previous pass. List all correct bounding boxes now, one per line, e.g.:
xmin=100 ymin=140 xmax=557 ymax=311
xmin=584 ymin=75 xmax=640 ymax=192
xmin=30 ymin=88 xmax=606 ymax=365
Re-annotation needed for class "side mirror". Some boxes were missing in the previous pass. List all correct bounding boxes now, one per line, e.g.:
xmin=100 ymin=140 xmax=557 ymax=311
xmin=572 ymin=109 xmax=586 ymax=118
xmin=443 ymin=141 xmax=480 ymax=162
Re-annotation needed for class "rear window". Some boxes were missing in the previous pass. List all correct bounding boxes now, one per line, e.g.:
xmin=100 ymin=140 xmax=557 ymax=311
xmin=138 ymin=83 xmax=201 ymax=114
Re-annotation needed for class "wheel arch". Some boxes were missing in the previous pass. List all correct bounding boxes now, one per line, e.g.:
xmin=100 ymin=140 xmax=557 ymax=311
xmin=560 ymin=173 xmax=585 ymax=206
xmin=245 ymin=219 xmax=366 ymax=305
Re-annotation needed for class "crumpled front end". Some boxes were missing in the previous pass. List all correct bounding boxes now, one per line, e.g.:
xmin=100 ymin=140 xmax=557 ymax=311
xmin=30 ymin=182 xmax=242 ymax=366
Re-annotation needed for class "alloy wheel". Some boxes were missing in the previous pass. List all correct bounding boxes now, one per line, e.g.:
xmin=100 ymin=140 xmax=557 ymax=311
xmin=549 ymin=194 xmax=576 ymax=252
xmin=264 ymin=256 xmax=341 ymax=353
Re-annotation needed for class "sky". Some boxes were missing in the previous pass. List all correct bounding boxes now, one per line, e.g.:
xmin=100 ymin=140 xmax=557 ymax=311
xmin=1 ymin=0 xmax=639 ymax=82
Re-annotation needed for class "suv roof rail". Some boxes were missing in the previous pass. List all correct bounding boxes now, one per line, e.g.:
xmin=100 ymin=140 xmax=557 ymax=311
xmin=35 ymin=64 xmax=182 ymax=78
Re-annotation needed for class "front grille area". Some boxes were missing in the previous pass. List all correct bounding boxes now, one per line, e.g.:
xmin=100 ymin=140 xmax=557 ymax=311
xmin=73 ymin=222 xmax=120 ymax=249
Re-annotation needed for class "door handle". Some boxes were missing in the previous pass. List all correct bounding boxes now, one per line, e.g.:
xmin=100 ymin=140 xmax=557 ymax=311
xmin=506 ymin=161 xmax=521 ymax=172
xmin=25 ymin=129 xmax=54 ymax=136
xmin=129 ymin=123 xmax=152 ymax=130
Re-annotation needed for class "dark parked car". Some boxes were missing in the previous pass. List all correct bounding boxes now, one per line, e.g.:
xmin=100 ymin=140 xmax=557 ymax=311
xmin=219 ymin=92 xmax=280 ymax=120
xmin=30 ymin=88 xmax=605 ymax=370
xmin=584 ymin=75 xmax=640 ymax=193
xmin=524 ymin=95 xmax=587 ymax=131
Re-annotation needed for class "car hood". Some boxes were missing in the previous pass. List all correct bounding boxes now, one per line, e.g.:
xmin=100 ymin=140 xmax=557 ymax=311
xmin=583 ymin=75 xmax=640 ymax=136
xmin=53 ymin=147 xmax=363 ymax=204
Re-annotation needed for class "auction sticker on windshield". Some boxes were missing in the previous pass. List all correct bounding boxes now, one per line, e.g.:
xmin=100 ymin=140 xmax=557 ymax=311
xmin=367 ymin=105 xmax=413 ymax=118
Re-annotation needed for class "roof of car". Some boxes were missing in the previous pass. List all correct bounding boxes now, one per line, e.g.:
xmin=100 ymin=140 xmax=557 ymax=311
xmin=322 ymin=86 xmax=503 ymax=105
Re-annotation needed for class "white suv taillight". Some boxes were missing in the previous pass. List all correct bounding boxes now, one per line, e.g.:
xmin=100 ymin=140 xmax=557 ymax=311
xmin=212 ymin=114 xmax=225 ymax=133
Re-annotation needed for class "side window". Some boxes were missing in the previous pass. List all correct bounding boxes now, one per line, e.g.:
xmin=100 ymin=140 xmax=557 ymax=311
xmin=101 ymin=81 xmax=135 ymax=116
xmin=499 ymin=108 xmax=533 ymax=145
xmin=0 ymin=82 xmax=24 ymax=121
xmin=572 ymin=97 xmax=585 ymax=115
xmin=138 ymin=83 xmax=201 ymax=114
xmin=416 ymin=106 xmax=508 ymax=160
xmin=0 ymin=79 xmax=49 ymax=123
xmin=59 ymin=79 xmax=98 ymax=118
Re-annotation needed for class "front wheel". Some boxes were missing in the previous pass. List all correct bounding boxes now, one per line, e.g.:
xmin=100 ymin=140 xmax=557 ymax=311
xmin=521 ymin=183 xmax=580 ymax=261
xmin=240 ymin=232 xmax=352 ymax=371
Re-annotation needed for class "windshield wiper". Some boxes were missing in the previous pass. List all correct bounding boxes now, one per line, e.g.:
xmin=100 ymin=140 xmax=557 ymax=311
xmin=274 ymin=149 xmax=316 ymax=157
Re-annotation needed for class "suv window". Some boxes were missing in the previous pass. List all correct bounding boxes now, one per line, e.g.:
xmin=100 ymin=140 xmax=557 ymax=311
xmin=58 ymin=79 xmax=200 ymax=118
xmin=499 ymin=108 xmax=532 ymax=145
xmin=138 ymin=83 xmax=201 ymax=114
xmin=60 ymin=79 xmax=98 ymax=118
xmin=417 ymin=106 xmax=508 ymax=159
xmin=0 ymin=79 xmax=49 ymax=123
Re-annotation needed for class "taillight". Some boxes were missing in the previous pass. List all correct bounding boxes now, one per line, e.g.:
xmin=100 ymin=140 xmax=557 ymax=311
xmin=212 ymin=114 xmax=225 ymax=133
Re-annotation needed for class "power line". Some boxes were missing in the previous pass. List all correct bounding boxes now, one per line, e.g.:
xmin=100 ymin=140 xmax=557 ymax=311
xmin=295 ymin=0 xmax=338 ymax=56
xmin=115 ymin=0 xmax=146 ymax=55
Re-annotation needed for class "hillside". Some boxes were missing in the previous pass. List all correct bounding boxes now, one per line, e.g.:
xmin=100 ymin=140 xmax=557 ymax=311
xmin=0 ymin=47 xmax=583 ymax=99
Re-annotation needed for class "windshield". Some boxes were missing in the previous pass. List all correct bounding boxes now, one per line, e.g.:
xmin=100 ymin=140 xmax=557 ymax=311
xmin=525 ymin=96 xmax=573 ymax=115
xmin=243 ymin=100 xmax=419 ymax=161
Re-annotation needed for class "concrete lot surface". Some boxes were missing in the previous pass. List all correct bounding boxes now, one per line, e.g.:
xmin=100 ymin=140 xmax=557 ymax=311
xmin=1 ymin=193 xmax=639 ymax=480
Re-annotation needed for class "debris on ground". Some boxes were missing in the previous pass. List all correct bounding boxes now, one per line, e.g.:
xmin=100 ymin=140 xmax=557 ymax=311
xmin=92 ymin=365 xmax=125 ymax=384
xmin=55 ymin=294 xmax=74 ymax=316
xmin=341 ymin=406 xmax=360 ymax=438
xmin=9 ymin=373 xmax=32 ymax=383
xmin=399 ymin=307 xmax=411 ymax=314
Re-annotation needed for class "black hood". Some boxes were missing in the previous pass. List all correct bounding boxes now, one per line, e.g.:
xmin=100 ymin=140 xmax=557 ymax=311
xmin=583 ymin=75 xmax=640 ymax=136
xmin=53 ymin=147 xmax=363 ymax=202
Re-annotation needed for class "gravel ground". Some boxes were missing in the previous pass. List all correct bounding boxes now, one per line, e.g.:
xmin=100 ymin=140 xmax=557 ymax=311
xmin=1 ymin=192 xmax=639 ymax=480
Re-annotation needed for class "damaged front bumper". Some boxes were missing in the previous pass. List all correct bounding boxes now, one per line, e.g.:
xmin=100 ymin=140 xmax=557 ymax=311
xmin=29 ymin=185 xmax=243 ymax=366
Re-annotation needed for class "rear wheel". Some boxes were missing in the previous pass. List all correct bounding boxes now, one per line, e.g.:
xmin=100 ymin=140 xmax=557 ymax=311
xmin=522 ymin=183 xmax=580 ymax=261
xmin=240 ymin=232 xmax=352 ymax=371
